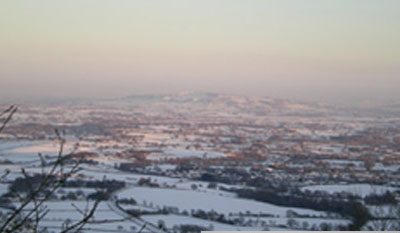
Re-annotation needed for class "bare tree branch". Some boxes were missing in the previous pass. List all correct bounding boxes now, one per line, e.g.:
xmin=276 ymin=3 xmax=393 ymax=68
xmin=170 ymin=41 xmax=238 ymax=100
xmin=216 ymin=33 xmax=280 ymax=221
xmin=0 ymin=105 xmax=17 ymax=133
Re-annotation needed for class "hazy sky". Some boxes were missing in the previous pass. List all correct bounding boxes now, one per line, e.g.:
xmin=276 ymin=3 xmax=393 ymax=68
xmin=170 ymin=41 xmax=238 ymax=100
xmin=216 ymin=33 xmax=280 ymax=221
xmin=1 ymin=1 xmax=399 ymax=104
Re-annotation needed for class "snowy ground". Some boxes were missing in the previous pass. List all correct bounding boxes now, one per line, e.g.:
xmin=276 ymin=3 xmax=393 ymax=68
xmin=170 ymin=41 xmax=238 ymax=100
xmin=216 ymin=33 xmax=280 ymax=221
xmin=23 ymin=201 xmax=143 ymax=233
xmin=0 ymin=140 xmax=81 ymax=171
xmin=147 ymin=148 xmax=226 ymax=160
xmin=301 ymin=184 xmax=399 ymax=197
xmin=142 ymin=214 xmax=266 ymax=231
xmin=0 ymin=183 xmax=9 ymax=196
xmin=118 ymin=187 xmax=327 ymax=217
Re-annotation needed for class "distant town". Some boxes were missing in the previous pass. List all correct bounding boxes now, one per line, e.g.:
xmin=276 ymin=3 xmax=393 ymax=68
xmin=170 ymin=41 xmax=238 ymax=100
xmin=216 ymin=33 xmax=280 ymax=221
xmin=1 ymin=92 xmax=399 ymax=232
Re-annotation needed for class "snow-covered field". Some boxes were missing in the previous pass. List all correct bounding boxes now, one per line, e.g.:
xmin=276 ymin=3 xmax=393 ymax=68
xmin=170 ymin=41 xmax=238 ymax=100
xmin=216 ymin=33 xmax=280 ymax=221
xmin=78 ymin=167 xmax=182 ymax=185
xmin=147 ymin=148 xmax=226 ymax=160
xmin=0 ymin=183 xmax=9 ymax=196
xmin=24 ymin=201 xmax=142 ymax=232
xmin=163 ymin=148 xmax=226 ymax=158
xmin=142 ymin=214 xmax=265 ymax=231
xmin=142 ymin=214 xmax=349 ymax=231
xmin=78 ymin=166 xmax=240 ymax=199
xmin=301 ymin=184 xmax=398 ymax=197
xmin=118 ymin=187 xmax=327 ymax=217
xmin=244 ymin=216 xmax=350 ymax=228
xmin=0 ymin=140 xmax=80 ymax=165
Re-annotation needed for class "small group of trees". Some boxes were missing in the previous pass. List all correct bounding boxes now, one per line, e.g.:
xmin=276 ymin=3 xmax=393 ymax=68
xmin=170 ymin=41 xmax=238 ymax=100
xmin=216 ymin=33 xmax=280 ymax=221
xmin=364 ymin=191 xmax=397 ymax=205
xmin=190 ymin=209 xmax=233 ymax=225
xmin=172 ymin=224 xmax=209 ymax=233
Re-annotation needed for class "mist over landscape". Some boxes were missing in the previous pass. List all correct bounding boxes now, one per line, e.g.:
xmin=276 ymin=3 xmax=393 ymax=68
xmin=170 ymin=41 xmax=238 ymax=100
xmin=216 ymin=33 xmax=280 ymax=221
xmin=1 ymin=1 xmax=400 ymax=105
xmin=1 ymin=1 xmax=400 ymax=232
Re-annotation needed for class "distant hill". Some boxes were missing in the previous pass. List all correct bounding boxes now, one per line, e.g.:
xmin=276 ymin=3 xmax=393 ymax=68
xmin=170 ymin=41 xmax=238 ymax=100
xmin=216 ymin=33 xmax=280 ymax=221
xmin=120 ymin=92 xmax=334 ymax=117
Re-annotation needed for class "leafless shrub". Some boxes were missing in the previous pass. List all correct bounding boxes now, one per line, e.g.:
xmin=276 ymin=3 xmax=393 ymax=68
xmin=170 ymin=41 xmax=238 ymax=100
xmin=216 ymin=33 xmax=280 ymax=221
xmin=0 ymin=106 xmax=155 ymax=233
xmin=0 ymin=128 xmax=101 ymax=233
xmin=0 ymin=106 xmax=100 ymax=232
